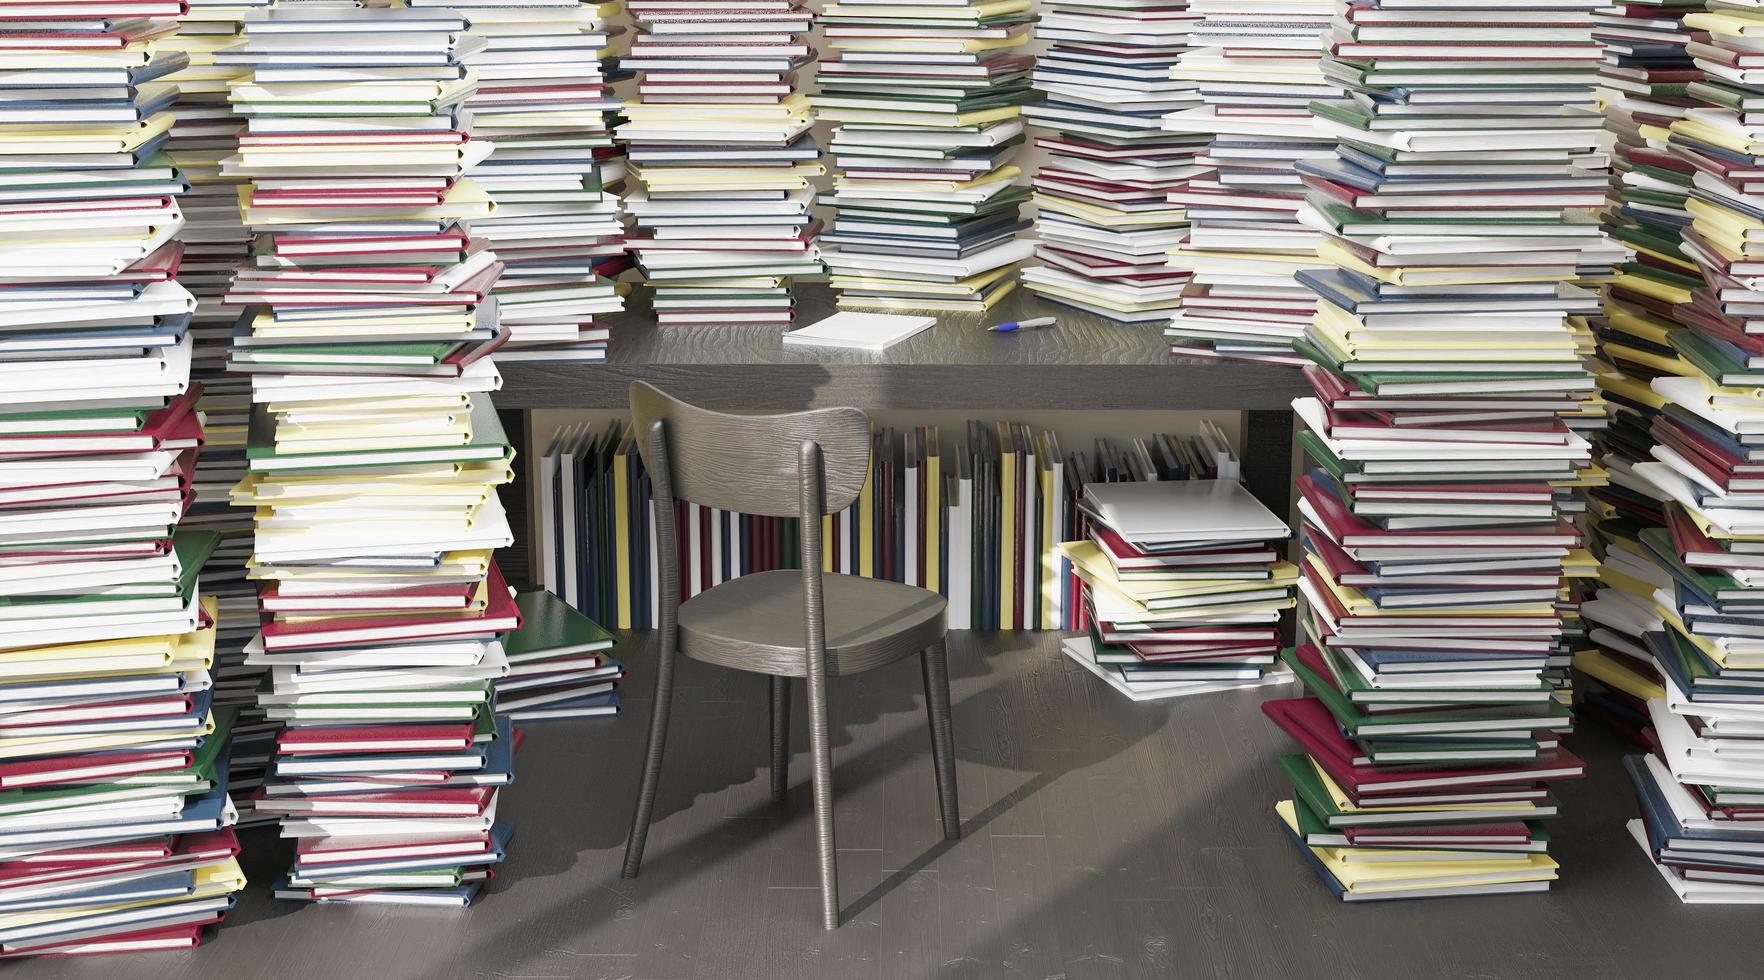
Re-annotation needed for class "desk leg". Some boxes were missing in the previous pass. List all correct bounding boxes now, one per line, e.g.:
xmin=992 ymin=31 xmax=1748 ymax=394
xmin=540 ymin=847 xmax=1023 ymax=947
xmin=1242 ymin=410 xmax=1296 ymax=647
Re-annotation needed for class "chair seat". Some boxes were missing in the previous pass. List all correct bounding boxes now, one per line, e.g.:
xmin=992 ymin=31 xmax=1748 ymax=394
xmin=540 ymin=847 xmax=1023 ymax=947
xmin=678 ymin=570 xmax=947 ymax=678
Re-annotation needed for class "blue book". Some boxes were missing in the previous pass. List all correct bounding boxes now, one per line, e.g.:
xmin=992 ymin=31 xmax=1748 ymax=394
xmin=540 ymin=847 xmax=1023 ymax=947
xmin=0 ymin=869 xmax=194 ymax=914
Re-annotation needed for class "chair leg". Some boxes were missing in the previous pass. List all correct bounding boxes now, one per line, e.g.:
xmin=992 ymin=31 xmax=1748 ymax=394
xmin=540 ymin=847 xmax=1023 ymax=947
xmin=922 ymin=636 xmax=960 ymax=841
xmin=621 ymin=635 xmax=678 ymax=879
xmin=769 ymin=675 xmax=791 ymax=803
xmin=805 ymin=666 xmax=838 ymax=928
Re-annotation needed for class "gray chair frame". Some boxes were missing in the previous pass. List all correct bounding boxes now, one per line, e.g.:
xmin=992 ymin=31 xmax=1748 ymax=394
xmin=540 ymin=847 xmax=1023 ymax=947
xmin=619 ymin=381 xmax=960 ymax=929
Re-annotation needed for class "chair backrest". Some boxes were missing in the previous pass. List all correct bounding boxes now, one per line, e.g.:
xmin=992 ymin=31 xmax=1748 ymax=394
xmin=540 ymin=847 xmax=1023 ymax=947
xmin=628 ymin=381 xmax=872 ymax=519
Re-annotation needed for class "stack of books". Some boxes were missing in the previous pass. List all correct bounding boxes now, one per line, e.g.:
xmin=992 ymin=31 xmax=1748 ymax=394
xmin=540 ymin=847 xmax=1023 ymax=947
xmin=619 ymin=0 xmax=824 ymax=325
xmin=1161 ymin=0 xmax=1335 ymax=365
xmin=1279 ymin=0 xmax=1622 ymax=897
xmin=220 ymin=6 xmax=525 ymax=908
xmin=0 ymin=1 xmax=252 ymax=955
xmin=1017 ymin=0 xmax=1203 ymax=321
xmin=499 ymin=592 xmax=624 ymax=721
xmin=1612 ymin=5 xmax=1764 ymax=898
xmin=1576 ymin=0 xmax=1703 ymax=745
xmin=163 ymin=0 xmax=269 ymax=815
xmin=814 ymin=0 xmax=1036 ymax=313
xmin=1056 ymin=480 xmax=1299 ymax=701
xmin=538 ymin=417 xmax=1241 ymax=631
xmin=458 ymin=0 xmax=630 ymax=361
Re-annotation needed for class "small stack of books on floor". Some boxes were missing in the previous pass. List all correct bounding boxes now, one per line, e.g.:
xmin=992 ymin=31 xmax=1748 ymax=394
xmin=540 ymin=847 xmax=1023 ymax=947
xmin=499 ymin=592 xmax=624 ymax=721
xmin=1056 ymin=479 xmax=1299 ymax=701
xmin=619 ymin=0 xmax=823 ymax=325
xmin=459 ymin=0 xmax=630 ymax=361
xmin=0 ymin=0 xmax=251 ymax=954
xmin=1018 ymin=0 xmax=1202 ymax=321
xmin=538 ymin=418 xmax=1242 ymax=631
xmin=221 ymin=5 xmax=525 ymax=908
xmin=814 ymin=0 xmax=1036 ymax=313
xmin=1162 ymin=0 xmax=1335 ymax=364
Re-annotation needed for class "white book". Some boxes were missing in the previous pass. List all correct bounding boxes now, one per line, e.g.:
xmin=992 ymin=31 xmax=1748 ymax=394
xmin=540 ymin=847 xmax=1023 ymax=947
xmin=781 ymin=311 xmax=935 ymax=352
xmin=949 ymin=465 xmax=971 ymax=630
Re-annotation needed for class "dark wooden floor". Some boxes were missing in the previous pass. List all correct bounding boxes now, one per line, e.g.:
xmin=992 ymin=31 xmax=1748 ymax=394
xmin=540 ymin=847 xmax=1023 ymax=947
xmin=12 ymin=632 xmax=1760 ymax=980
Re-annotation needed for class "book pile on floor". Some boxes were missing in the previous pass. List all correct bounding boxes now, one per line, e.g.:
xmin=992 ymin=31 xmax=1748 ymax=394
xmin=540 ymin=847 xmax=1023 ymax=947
xmin=1275 ymin=0 xmax=1622 ymax=896
xmin=460 ymin=0 xmax=630 ymax=361
xmin=1056 ymin=479 xmax=1299 ymax=701
xmin=537 ymin=417 xmax=1242 ymax=631
xmin=1161 ymin=0 xmax=1334 ymax=364
xmin=1017 ymin=0 xmax=1202 ymax=322
xmin=814 ymin=0 xmax=1036 ymax=313
xmin=499 ymin=592 xmax=625 ymax=721
xmin=0 ymin=0 xmax=253 ymax=955
xmin=221 ymin=6 xmax=525 ymax=908
xmin=619 ymin=0 xmax=823 ymax=325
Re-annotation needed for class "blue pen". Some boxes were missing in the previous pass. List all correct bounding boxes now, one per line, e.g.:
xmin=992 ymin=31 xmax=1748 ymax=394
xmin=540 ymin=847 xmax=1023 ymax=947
xmin=987 ymin=317 xmax=1057 ymax=333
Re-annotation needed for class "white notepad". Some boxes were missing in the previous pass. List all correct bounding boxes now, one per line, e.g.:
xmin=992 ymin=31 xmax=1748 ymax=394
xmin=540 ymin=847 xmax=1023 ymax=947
xmin=781 ymin=311 xmax=936 ymax=352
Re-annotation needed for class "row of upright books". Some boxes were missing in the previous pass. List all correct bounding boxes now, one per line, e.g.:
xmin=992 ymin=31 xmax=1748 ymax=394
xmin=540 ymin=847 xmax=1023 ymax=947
xmin=538 ymin=417 xmax=1241 ymax=632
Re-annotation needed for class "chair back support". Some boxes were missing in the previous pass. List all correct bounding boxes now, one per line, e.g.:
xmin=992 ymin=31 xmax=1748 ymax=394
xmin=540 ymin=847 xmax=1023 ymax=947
xmin=629 ymin=381 xmax=872 ymax=519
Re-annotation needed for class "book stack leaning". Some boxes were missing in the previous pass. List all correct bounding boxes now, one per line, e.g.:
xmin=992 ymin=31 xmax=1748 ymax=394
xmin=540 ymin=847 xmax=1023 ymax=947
xmin=1270 ymin=0 xmax=1618 ymax=901
xmin=220 ymin=6 xmax=524 ymax=908
xmin=1610 ymin=0 xmax=1764 ymax=904
xmin=0 ymin=0 xmax=250 ymax=957
xmin=1056 ymin=480 xmax=1299 ymax=702
xmin=1018 ymin=0 xmax=1202 ymax=322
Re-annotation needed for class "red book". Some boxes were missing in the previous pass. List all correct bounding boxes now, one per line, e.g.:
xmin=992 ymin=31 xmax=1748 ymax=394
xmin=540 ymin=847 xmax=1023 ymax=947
xmin=258 ymin=580 xmax=478 ymax=614
xmin=1262 ymin=697 xmax=1584 ymax=800
xmin=260 ymin=564 xmax=519 ymax=650
xmin=1299 ymin=474 xmax=1579 ymax=549
xmin=0 ymin=749 xmax=190 ymax=790
xmin=277 ymin=722 xmax=476 ymax=754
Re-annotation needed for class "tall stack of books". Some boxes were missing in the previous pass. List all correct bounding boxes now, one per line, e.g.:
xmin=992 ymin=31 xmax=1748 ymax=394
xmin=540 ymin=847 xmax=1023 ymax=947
xmin=813 ymin=0 xmax=1036 ymax=313
xmin=164 ymin=0 xmax=273 ymax=816
xmin=1162 ymin=0 xmax=1335 ymax=365
xmin=1577 ymin=0 xmax=1703 ymax=743
xmin=0 ymin=1 xmax=252 ymax=956
xmin=221 ymin=6 xmax=523 ymax=908
xmin=1276 ymin=0 xmax=1620 ymax=899
xmin=619 ymin=0 xmax=823 ymax=325
xmin=1017 ymin=0 xmax=1203 ymax=322
xmin=458 ymin=0 xmax=630 ymax=361
xmin=1056 ymin=480 xmax=1300 ymax=701
xmin=1614 ymin=1 xmax=1764 ymax=900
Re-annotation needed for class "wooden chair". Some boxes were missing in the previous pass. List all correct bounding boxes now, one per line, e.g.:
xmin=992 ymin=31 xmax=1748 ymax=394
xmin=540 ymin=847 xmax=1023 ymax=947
xmin=619 ymin=381 xmax=961 ymax=929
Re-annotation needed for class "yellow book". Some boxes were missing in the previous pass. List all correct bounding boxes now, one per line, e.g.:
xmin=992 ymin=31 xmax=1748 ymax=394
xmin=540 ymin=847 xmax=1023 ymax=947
xmin=1612 ymin=271 xmax=1694 ymax=306
xmin=927 ymin=427 xmax=941 ymax=595
xmin=1684 ymin=10 xmax=1764 ymax=36
xmin=0 ymin=112 xmax=173 ymax=153
xmin=837 ymin=284 xmax=1017 ymax=314
xmin=0 ymin=855 xmax=246 ymax=934
xmin=1067 ymin=561 xmax=1295 ymax=620
xmin=1277 ymin=800 xmax=1559 ymax=895
xmin=822 ymin=514 xmax=834 ymax=572
xmin=830 ymin=264 xmax=1013 ymax=297
xmin=1021 ymin=278 xmax=1178 ymax=315
xmin=614 ymin=431 xmax=632 ymax=630
xmin=0 ymin=712 xmax=214 ymax=761
xmin=815 ymin=104 xmax=1021 ymax=129
xmin=1573 ymin=649 xmax=1666 ymax=702
xmin=1061 ymin=541 xmax=1296 ymax=600
xmin=1035 ymin=190 xmax=1185 ymax=227
xmin=997 ymin=421 xmax=1015 ymax=629
xmin=1038 ymin=433 xmax=1055 ymax=629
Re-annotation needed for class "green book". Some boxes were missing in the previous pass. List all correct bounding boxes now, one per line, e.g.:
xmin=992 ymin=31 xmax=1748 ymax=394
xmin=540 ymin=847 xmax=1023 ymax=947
xmin=504 ymin=591 xmax=617 ymax=665
xmin=1281 ymin=649 xmax=1571 ymax=738
xmin=1670 ymin=330 xmax=1764 ymax=388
